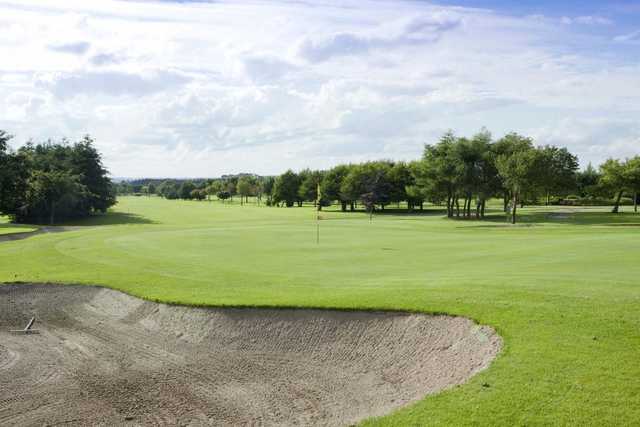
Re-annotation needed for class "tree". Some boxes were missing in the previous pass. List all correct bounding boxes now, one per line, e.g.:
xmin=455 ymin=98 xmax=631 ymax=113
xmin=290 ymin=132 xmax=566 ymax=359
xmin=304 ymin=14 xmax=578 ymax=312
xmin=341 ymin=162 xmax=392 ymax=212
xmin=321 ymin=165 xmax=351 ymax=211
xmin=340 ymin=165 xmax=365 ymax=210
xmin=448 ymin=133 xmax=497 ymax=218
xmin=576 ymin=163 xmax=601 ymax=199
xmin=0 ymin=132 xmax=29 ymax=219
xmin=0 ymin=133 xmax=115 ymax=223
xmin=225 ymin=181 xmax=236 ymax=202
xmin=415 ymin=132 xmax=459 ymax=217
xmin=465 ymin=129 xmax=501 ymax=218
xmin=495 ymin=136 xmax=542 ymax=224
xmin=493 ymin=133 xmax=536 ymax=212
xmin=298 ymin=170 xmax=324 ymax=209
xmin=273 ymin=170 xmax=301 ymax=207
xmin=387 ymin=162 xmax=412 ymax=208
xmin=159 ymin=181 xmax=179 ymax=199
xmin=205 ymin=181 xmax=222 ymax=201
xmin=600 ymin=159 xmax=628 ymax=213
xmin=179 ymin=181 xmax=196 ymax=200
xmin=624 ymin=157 xmax=640 ymax=213
xmin=217 ymin=191 xmax=231 ymax=202
xmin=25 ymin=170 xmax=86 ymax=225
xmin=260 ymin=176 xmax=276 ymax=205
xmin=405 ymin=161 xmax=426 ymax=211
xmin=539 ymin=146 xmax=579 ymax=204
xmin=190 ymin=189 xmax=207 ymax=201
xmin=69 ymin=135 xmax=115 ymax=213
xmin=237 ymin=176 xmax=253 ymax=205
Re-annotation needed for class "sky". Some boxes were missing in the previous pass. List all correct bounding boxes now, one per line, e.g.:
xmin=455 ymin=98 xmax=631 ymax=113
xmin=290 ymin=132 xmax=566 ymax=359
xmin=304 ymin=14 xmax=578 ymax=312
xmin=0 ymin=0 xmax=639 ymax=178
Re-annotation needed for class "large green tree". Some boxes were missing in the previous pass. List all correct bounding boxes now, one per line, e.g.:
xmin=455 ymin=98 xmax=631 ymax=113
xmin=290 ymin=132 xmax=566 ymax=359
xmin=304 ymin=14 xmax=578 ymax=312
xmin=538 ymin=146 xmax=579 ymax=205
xmin=600 ymin=159 xmax=628 ymax=213
xmin=321 ymin=165 xmax=351 ymax=211
xmin=260 ymin=176 xmax=276 ymax=205
xmin=0 ymin=132 xmax=115 ymax=223
xmin=341 ymin=162 xmax=393 ymax=212
xmin=415 ymin=132 xmax=459 ymax=217
xmin=179 ymin=181 xmax=196 ymax=200
xmin=69 ymin=135 xmax=115 ymax=213
xmin=25 ymin=170 xmax=86 ymax=225
xmin=623 ymin=156 xmax=640 ymax=213
xmin=495 ymin=135 xmax=542 ymax=224
xmin=298 ymin=170 xmax=324 ymax=209
xmin=576 ymin=163 xmax=601 ymax=199
xmin=0 ymin=132 xmax=29 ymax=218
xmin=273 ymin=170 xmax=301 ymax=207
xmin=387 ymin=162 xmax=413 ymax=208
xmin=237 ymin=176 xmax=254 ymax=205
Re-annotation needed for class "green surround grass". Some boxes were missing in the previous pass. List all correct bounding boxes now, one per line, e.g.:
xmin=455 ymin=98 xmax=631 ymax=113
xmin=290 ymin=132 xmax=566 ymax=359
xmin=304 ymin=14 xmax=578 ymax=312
xmin=0 ymin=221 xmax=37 ymax=235
xmin=1 ymin=197 xmax=639 ymax=425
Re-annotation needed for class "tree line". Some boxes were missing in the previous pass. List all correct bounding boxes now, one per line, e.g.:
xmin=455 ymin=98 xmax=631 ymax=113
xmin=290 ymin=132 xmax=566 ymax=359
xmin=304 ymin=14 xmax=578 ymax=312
xmin=116 ymin=174 xmax=274 ymax=205
xmin=0 ymin=131 xmax=115 ymax=224
xmin=116 ymin=129 xmax=639 ymax=224
xmin=269 ymin=130 xmax=587 ymax=224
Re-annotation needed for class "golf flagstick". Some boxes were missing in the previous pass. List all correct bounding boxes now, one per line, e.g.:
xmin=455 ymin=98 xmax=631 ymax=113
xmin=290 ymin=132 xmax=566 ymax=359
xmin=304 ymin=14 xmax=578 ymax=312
xmin=316 ymin=182 xmax=321 ymax=244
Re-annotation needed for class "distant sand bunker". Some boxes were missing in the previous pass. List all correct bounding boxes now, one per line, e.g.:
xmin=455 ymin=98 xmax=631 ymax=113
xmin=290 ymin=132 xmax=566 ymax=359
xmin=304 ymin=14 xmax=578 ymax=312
xmin=0 ymin=284 xmax=501 ymax=426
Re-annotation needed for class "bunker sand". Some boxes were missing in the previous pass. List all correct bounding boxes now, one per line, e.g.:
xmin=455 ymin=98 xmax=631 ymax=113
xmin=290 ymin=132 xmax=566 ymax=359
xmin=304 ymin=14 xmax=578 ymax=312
xmin=0 ymin=284 xmax=501 ymax=426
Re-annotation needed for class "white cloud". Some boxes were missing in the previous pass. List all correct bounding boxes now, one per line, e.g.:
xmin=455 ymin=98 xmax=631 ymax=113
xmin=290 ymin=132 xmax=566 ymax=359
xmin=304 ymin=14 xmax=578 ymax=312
xmin=614 ymin=30 xmax=640 ymax=43
xmin=240 ymin=53 xmax=298 ymax=83
xmin=561 ymin=15 xmax=612 ymax=25
xmin=38 ymin=70 xmax=191 ymax=98
xmin=531 ymin=117 xmax=640 ymax=166
xmin=0 ymin=0 xmax=637 ymax=177
xmin=296 ymin=13 xmax=462 ymax=62
xmin=47 ymin=41 xmax=91 ymax=55
xmin=89 ymin=52 xmax=125 ymax=66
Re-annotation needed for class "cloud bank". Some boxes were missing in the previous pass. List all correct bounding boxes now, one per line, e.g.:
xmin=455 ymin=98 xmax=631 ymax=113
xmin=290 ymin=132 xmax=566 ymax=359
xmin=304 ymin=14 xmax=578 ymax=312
xmin=0 ymin=0 xmax=638 ymax=177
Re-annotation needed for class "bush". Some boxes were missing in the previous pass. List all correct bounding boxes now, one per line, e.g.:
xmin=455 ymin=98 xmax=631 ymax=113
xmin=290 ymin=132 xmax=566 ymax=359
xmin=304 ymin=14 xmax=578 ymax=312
xmin=217 ymin=191 xmax=231 ymax=202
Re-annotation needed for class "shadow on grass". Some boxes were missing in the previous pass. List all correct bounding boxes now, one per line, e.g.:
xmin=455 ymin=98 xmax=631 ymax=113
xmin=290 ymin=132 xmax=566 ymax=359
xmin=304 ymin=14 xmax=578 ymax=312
xmin=453 ymin=209 xmax=640 ymax=227
xmin=1 ymin=212 xmax=157 ymax=243
xmin=58 ymin=211 xmax=157 ymax=227
xmin=321 ymin=207 xmax=449 ymax=217
xmin=371 ymin=208 xmax=449 ymax=217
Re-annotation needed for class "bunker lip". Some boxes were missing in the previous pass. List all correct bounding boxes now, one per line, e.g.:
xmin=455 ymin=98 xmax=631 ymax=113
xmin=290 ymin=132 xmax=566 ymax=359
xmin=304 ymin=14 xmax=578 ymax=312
xmin=0 ymin=284 xmax=502 ymax=426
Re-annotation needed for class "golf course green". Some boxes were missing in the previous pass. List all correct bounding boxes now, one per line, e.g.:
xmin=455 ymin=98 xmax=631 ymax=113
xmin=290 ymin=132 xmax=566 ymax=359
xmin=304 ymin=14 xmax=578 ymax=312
xmin=1 ymin=196 xmax=639 ymax=425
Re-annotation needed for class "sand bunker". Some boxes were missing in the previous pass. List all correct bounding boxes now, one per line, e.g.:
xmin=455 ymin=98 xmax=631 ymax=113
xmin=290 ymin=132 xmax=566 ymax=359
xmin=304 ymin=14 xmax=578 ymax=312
xmin=0 ymin=284 xmax=501 ymax=426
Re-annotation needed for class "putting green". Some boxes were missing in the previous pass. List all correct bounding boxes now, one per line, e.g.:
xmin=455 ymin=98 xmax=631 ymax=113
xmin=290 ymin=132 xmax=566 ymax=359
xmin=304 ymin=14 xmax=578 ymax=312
xmin=1 ymin=197 xmax=639 ymax=425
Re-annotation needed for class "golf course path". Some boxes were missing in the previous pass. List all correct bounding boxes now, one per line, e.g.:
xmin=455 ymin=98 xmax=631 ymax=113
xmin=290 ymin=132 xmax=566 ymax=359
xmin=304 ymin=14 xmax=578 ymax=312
xmin=0 ymin=284 xmax=501 ymax=426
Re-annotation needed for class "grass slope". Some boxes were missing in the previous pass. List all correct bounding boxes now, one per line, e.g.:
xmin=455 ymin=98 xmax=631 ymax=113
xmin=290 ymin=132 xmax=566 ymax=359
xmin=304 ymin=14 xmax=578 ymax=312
xmin=1 ymin=197 xmax=639 ymax=425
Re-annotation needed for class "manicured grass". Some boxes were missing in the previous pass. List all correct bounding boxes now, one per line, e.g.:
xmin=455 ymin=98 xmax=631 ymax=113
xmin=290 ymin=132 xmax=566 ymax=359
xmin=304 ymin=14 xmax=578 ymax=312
xmin=1 ymin=197 xmax=639 ymax=425
xmin=0 ymin=218 xmax=37 ymax=236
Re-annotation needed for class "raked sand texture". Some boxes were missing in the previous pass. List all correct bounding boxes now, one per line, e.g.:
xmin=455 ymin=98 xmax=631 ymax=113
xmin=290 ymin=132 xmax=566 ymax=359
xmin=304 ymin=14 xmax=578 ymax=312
xmin=0 ymin=284 xmax=501 ymax=426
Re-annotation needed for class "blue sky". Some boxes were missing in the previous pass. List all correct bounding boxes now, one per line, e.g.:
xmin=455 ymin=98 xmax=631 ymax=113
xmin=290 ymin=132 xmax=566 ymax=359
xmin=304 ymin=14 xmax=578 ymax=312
xmin=435 ymin=0 xmax=637 ymax=18
xmin=0 ymin=0 xmax=638 ymax=177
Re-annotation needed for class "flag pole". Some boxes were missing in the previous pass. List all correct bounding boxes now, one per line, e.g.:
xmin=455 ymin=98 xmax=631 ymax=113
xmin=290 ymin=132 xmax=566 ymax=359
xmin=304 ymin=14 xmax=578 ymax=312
xmin=316 ymin=182 xmax=321 ymax=245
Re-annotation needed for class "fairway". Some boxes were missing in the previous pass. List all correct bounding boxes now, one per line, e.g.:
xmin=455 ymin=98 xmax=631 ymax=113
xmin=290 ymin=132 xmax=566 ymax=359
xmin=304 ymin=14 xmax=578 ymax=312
xmin=0 ymin=222 xmax=37 ymax=236
xmin=1 ymin=197 xmax=639 ymax=425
